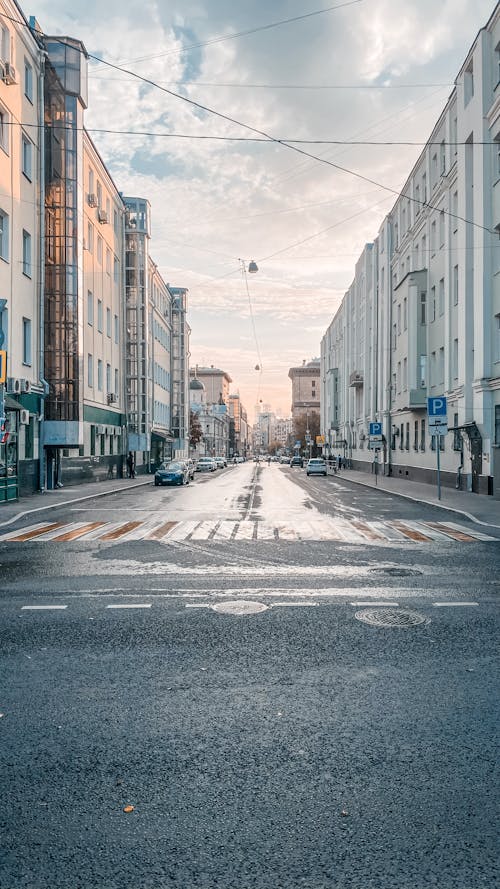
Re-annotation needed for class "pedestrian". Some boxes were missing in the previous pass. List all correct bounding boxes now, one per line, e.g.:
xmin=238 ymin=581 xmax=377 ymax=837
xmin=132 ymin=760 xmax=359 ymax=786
xmin=126 ymin=451 xmax=136 ymax=479
xmin=337 ymin=455 xmax=342 ymax=470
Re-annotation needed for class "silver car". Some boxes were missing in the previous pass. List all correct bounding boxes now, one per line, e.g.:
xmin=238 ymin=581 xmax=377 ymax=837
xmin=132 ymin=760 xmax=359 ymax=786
xmin=306 ymin=458 xmax=327 ymax=477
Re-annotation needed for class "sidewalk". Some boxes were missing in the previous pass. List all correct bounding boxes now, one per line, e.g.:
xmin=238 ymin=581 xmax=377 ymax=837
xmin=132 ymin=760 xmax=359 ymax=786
xmin=1 ymin=468 xmax=499 ymax=530
xmin=329 ymin=467 xmax=500 ymax=528
xmin=0 ymin=476 xmax=153 ymax=528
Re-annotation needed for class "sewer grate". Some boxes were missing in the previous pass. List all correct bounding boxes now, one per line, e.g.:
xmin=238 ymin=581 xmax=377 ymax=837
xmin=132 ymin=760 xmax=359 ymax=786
xmin=355 ymin=608 xmax=430 ymax=628
xmin=211 ymin=600 xmax=268 ymax=615
xmin=369 ymin=567 xmax=423 ymax=577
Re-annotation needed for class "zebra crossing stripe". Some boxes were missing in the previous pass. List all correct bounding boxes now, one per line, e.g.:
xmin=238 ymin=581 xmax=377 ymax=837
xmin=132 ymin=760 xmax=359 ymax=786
xmin=148 ymin=521 xmax=178 ymax=540
xmin=0 ymin=522 xmax=65 ymax=542
xmin=392 ymin=521 xmax=433 ymax=542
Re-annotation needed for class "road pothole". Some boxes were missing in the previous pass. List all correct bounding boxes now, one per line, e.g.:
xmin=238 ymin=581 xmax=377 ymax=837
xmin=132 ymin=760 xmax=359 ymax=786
xmin=369 ymin=567 xmax=423 ymax=577
xmin=355 ymin=608 xmax=430 ymax=628
xmin=211 ymin=600 xmax=268 ymax=615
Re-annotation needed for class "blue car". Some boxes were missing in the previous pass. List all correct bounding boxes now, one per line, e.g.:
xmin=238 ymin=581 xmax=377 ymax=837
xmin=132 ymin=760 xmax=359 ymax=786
xmin=154 ymin=461 xmax=189 ymax=486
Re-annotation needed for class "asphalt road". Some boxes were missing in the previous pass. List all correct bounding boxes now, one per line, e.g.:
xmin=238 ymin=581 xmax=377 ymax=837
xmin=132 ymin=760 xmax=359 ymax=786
xmin=0 ymin=463 xmax=499 ymax=889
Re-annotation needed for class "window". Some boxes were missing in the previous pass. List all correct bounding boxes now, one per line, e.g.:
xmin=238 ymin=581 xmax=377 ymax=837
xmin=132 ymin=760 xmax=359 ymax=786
xmin=403 ymin=357 xmax=408 ymax=392
xmin=414 ymin=420 xmax=419 ymax=451
xmin=113 ymin=257 xmax=119 ymax=283
xmin=439 ymin=210 xmax=445 ymax=247
xmin=422 ymin=172 xmax=427 ymax=202
xmin=464 ymin=59 xmax=474 ymax=106
xmin=1 ymin=25 xmax=10 ymax=63
xmin=87 ymin=290 xmax=93 ymax=326
xmin=438 ymin=347 xmax=445 ymax=384
xmin=495 ymin=405 xmax=500 ymax=446
xmin=403 ymin=297 xmax=407 ymax=331
xmin=414 ymin=242 xmax=419 ymax=267
xmin=440 ymin=140 xmax=446 ymax=174
xmin=432 ymin=153 xmax=438 ymax=186
xmin=0 ymin=209 xmax=9 ymax=261
xmin=106 ymin=307 xmax=111 ymax=337
xmin=114 ymin=368 xmax=119 ymax=397
xmin=430 ymin=351 xmax=436 ymax=386
xmin=87 ymin=354 xmax=93 ymax=387
xmin=97 ymin=299 xmax=103 ymax=332
xmin=106 ymin=363 xmax=111 ymax=394
xmin=0 ymin=107 xmax=9 ymax=153
xmin=405 ymin=422 xmax=410 ymax=451
xmin=400 ymin=423 xmax=404 ymax=450
xmin=431 ymin=220 xmax=436 ymax=254
xmin=452 ymin=117 xmax=458 ymax=157
xmin=97 ymin=180 xmax=102 ymax=208
xmin=88 ymin=167 xmax=94 ymax=195
xmin=453 ymin=265 xmax=459 ymax=305
xmin=419 ymin=354 xmax=426 ymax=387
xmin=431 ymin=286 xmax=436 ymax=321
xmin=415 ymin=184 xmax=420 ymax=213
xmin=22 ymin=135 xmax=32 ymax=180
xmin=106 ymin=247 xmax=111 ymax=275
xmin=394 ymin=221 xmax=399 ymax=247
xmin=397 ymin=303 xmax=401 ymax=335
xmin=87 ymin=222 xmax=94 ymax=253
xmin=97 ymin=235 xmax=102 ymax=264
xmin=97 ymin=359 xmax=103 ymax=391
xmin=420 ymin=418 xmax=426 ymax=451
xmin=420 ymin=292 xmax=426 ymax=324
xmin=453 ymin=338 xmax=459 ymax=379
xmin=439 ymin=278 xmax=445 ymax=316
xmin=113 ymin=209 xmax=119 ymax=236
xmin=397 ymin=361 xmax=401 ymax=393
xmin=24 ymin=60 xmax=33 ymax=102
xmin=22 ymin=317 xmax=31 ymax=365
xmin=22 ymin=230 xmax=31 ymax=277
xmin=392 ymin=323 xmax=397 ymax=349
xmin=114 ymin=314 xmax=119 ymax=344
xmin=452 ymin=191 xmax=458 ymax=231
xmin=422 ymin=234 xmax=426 ymax=258
xmin=453 ymin=412 xmax=462 ymax=452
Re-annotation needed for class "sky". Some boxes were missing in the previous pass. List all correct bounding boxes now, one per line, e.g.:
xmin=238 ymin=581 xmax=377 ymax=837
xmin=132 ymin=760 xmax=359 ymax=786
xmin=31 ymin=0 xmax=497 ymax=419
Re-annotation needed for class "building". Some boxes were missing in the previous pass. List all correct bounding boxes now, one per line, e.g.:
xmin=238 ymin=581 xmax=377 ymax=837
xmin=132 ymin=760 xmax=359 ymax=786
xmin=170 ymin=287 xmax=190 ymax=459
xmin=149 ymin=258 xmax=173 ymax=466
xmin=288 ymin=359 xmax=321 ymax=426
xmin=190 ymin=365 xmax=232 ymax=406
xmin=189 ymin=375 xmax=229 ymax=459
xmin=0 ymin=6 xmax=44 ymax=500
xmin=320 ymin=4 xmax=500 ymax=497
xmin=228 ymin=393 xmax=250 ymax=458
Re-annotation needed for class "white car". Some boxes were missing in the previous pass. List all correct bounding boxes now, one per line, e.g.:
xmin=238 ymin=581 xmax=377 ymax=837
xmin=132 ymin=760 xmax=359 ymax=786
xmin=196 ymin=458 xmax=217 ymax=472
xmin=306 ymin=458 xmax=327 ymax=477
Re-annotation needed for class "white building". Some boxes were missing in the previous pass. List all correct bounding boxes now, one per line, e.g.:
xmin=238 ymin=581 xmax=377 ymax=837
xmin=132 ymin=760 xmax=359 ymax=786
xmin=321 ymin=4 xmax=500 ymax=498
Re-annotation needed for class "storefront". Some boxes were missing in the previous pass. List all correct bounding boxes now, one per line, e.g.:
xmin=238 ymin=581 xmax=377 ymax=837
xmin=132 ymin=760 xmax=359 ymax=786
xmin=0 ymin=397 xmax=21 ymax=502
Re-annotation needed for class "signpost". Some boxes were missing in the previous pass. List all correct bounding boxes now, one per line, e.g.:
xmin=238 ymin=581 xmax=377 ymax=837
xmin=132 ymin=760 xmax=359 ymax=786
xmin=428 ymin=397 xmax=447 ymax=500
xmin=369 ymin=423 xmax=383 ymax=485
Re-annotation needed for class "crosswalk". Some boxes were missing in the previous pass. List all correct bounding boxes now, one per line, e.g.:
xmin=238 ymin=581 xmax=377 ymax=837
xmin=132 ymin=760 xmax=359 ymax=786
xmin=0 ymin=517 xmax=496 ymax=544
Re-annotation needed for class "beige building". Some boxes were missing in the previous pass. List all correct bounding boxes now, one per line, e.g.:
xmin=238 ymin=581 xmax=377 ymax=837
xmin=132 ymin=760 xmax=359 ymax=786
xmin=288 ymin=359 xmax=321 ymax=423
xmin=190 ymin=365 xmax=232 ymax=406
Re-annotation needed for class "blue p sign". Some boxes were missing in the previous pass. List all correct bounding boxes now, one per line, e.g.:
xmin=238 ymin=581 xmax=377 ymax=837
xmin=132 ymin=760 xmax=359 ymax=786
xmin=428 ymin=397 xmax=447 ymax=417
xmin=369 ymin=422 xmax=382 ymax=435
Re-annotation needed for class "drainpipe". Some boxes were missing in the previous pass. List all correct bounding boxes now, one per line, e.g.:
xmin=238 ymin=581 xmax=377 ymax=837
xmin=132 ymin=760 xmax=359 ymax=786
xmin=38 ymin=48 xmax=49 ymax=492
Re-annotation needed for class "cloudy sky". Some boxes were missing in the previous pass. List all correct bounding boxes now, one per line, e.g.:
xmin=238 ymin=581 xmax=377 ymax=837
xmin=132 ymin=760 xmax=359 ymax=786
xmin=32 ymin=0 xmax=496 ymax=417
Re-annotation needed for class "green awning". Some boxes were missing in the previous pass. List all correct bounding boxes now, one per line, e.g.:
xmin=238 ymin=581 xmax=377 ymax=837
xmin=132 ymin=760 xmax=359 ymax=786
xmin=5 ymin=395 xmax=23 ymax=411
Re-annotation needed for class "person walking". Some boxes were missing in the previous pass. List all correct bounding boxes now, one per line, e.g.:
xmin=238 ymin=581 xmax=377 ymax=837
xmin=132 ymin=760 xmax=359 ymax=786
xmin=337 ymin=455 xmax=342 ymax=470
xmin=126 ymin=451 xmax=136 ymax=479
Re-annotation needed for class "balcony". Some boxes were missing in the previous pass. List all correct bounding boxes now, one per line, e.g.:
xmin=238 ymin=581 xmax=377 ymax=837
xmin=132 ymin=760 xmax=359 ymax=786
xmin=349 ymin=371 xmax=364 ymax=387
xmin=408 ymin=388 xmax=427 ymax=408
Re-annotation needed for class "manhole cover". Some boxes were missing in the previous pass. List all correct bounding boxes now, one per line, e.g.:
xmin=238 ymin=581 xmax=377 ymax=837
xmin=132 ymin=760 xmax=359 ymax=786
xmin=211 ymin=600 xmax=268 ymax=615
xmin=369 ymin=567 xmax=423 ymax=577
xmin=355 ymin=608 xmax=430 ymax=628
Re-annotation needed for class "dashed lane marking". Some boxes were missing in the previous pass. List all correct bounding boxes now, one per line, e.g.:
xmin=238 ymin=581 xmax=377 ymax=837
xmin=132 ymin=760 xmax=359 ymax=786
xmin=432 ymin=602 xmax=479 ymax=607
xmin=0 ymin=518 xmax=496 ymax=544
xmin=21 ymin=605 xmax=68 ymax=610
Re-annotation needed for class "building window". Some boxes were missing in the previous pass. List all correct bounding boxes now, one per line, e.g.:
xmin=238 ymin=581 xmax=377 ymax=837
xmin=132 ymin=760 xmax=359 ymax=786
xmin=414 ymin=420 xmax=419 ymax=451
xmin=438 ymin=347 xmax=445 ymax=384
xmin=113 ymin=257 xmax=119 ymax=283
xmin=87 ymin=354 xmax=93 ymax=387
xmin=114 ymin=314 xmax=119 ymax=344
xmin=403 ymin=297 xmax=407 ymax=331
xmin=420 ymin=292 xmax=426 ymax=324
xmin=88 ymin=167 xmax=94 ymax=195
xmin=22 ymin=135 xmax=32 ymax=181
xmin=453 ymin=412 xmax=462 ymax=451
xmin=405 ymin=422 xmax=410 ymax=451
xmin=439 ymin=278 xmax=445 ymax=316
xmin=495 ymin=314 xmax=500 ymax=362
xmin=106 ymin=363 xmax=111 ymax=394
xmin=87 ymin=290 xmax=93 ymax=326
xmin=106 ymin=247 xmax=111 ymax=275
xmin=430 ymin=351 xmax=436 ymax=386
xmin=0 ymin=107 xmax=9 ymax=154
xmin=0 ymin=25 xmax=10 ymax=64
xmin=392 ymin=323 xmax=397 ymax=349
xmin=453 ymin=338 xmax=459 ymax=379
xmin=22 ymin=317 xmax=31 ymax=365
xmin=403 ymin=357 xmax=408 ymax=391
xmin=97 ymin=235 xmax=102 ymax=264
xmin=0 ymin=209 xmax=9 ymax=261
xmin=87 ymin=222 xmax=94 ymax=253
xmin=22 ymin=230 xmax=31 ymax=277
xmin=422 ymin=172 xmax=427 ymax=202
xmin=420 ymin=418 xmax=426 ymax=451
xmin=452 ymin=191 xmax=458 ymax=232
xmin=464 ymin=59 xmax=474 ymax=106
xmin=397 ymin=361 xmax=401 ymax=393
xmin=495 ymin=405 xmax=500 ymax=445
xmin=397 ymin=303 xmax=401 ymax=335
xmin=24 ymin=60 xmax=33 ymax=102
xmin=439 ymin=210 xmax=445 ymax=247
xmin=106 ymin=307 xmax=111 ymax=337
xmin=440 ymin=140 xmax=446 ymax=174
xmin=97 ymin=180 xmax=102 ymax=209
xmin=114 ymin=209 xmax=119 ymax=236
xmin=431 ymin=286 xmax=436 ymax=321
xmin=114 ymin=368 xmax=119 ymax=397
xmin=431 ymin=220 xmax=436 ymax=254
xmin=97 ymin=299 xmax=103 ymax=333
xmin=453 ymin=265 xmax=459 ymax=305
xmin=97 ymin=359 xmax=103 ymax=391
xmin=399 ymin=423 xmax=404 ymax=450
xmin=419 ymin=354 xmax=426 ymax=387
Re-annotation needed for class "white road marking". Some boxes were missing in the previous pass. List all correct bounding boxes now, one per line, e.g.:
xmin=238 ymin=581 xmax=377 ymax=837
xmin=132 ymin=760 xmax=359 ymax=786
xmin=256 ymin=523 xmax=275 ymax=540
xmin=0 ymin=522 xmax=56 ymax=541
xmin=190 ymin=521 xmax=218 ymax=541
xmin=234 ymin=521 xmax=255 ymax=540
xmin=368 ymin=521 xmax=408 ymax=541
xmin=165 ymin=520 xmax=199 ymax=540
xmin=350 ymin=601 xmax=399 ymax=607
xmin=440 ymin=522 xmax=496 ymax=542
xmin=106 ymin=603 xmax=152 ymax=609
xmin=21 ymin=605 xmax=68 ymax=610
xmin=213 ymin=521 xmax=237 ymax=540
xmin=271 ymin=601 xmax=318 ymax=607
xmin=432 ymin=602 xmax=479 ymax=607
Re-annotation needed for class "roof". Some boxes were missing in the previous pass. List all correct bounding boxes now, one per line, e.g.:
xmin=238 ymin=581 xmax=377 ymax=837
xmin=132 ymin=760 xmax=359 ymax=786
xmin=190 ymin=379 xmax=205 ymax=390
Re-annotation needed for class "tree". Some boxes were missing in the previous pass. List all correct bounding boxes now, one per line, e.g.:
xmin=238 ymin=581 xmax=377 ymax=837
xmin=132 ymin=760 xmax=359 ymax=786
xmin=293 ymin=411 xmax=321 ymax=455
xmin=189 ymin=410 xmax=203 ymax=448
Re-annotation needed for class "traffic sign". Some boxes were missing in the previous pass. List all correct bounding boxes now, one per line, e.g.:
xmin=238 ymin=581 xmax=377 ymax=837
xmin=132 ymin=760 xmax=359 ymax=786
xmin=369 ymin=422 xmax=382 ymax=436
xmin=428 ymin=396 xmax=447 ymax=417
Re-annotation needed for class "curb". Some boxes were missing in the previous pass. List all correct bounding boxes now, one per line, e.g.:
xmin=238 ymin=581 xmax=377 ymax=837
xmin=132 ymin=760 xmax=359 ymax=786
xmin=1 ymin=479 xmax=153 ymax=529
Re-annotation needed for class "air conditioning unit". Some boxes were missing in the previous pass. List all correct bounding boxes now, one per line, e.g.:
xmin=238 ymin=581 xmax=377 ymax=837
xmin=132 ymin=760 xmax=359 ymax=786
xmin=98 ymin=209 xmax=108 ymax=224
xmin=87 ymin=193 xmax=98 ymax=207
xmin=3 ymin=63 xmax=17 ymax=85
xmin=20 ymin=378 xmax=31 ymax=394
xmin=20 ymin=409 xmax=29 ymax=425
xmin=7 ymin=377 xmax=22 ymax=394
xmin=107 ymin=392 xmax=118 ymax=404
xmin=97 ymin=425 xmax=106 ymax=435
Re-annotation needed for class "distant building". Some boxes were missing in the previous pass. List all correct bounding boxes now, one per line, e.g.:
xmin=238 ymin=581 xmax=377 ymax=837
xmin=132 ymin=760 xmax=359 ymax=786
xmin=190 ymin=366 xmax=232 ymax=406
xmin=288 ymin=359 xmax=321 ymax=425
xmin=189 ymin=375 xmax=229 ymax=459
xmin=228 ymin=393 xmax=249 ymax=457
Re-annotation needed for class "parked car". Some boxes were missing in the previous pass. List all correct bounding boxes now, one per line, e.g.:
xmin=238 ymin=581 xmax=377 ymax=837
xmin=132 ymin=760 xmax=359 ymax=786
xmin=196 ymin=457 xmax=217 ymax=472
xmin=185 ymin=459 xmax=196 ymax=480
xmin=154 ymin=461 xmax=190 ymax=486
xmin=215 ymin=457 xmax=227 ymax=468
xmin=306 ymin=458 xmax=327 ymax=477
xmin=290 ymin=456 xmax=303 ymax=467
xmin=279 ymin=456 xmax=291 ymax=465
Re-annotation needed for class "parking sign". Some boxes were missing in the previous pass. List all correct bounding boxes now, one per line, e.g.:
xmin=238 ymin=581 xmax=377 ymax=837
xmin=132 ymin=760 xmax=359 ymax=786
xmin=369 ymin=422 xmax=382 ymax=436
xmin=428 ymin=397 xmax=447 ymax=434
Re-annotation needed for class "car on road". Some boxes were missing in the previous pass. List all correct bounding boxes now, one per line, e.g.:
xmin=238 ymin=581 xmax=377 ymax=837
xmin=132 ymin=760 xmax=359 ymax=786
xmin=185 ymin=459 xmax=196 ymax=480
xmin=215 ymin=457 xmax=227 ymax=469
xmin=290 ymin=455 xmax=303 ymax=467
xmin=279 ymin=456 xmax=291 ymax=464
xmin=196 ymin=457 xmax=217 ymax=472
xmin=154 ymin=461 xmax=190 ymax=486
xmin=306 ymin=457 xmax=327 ymax=477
